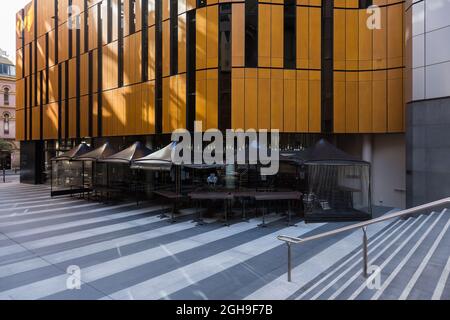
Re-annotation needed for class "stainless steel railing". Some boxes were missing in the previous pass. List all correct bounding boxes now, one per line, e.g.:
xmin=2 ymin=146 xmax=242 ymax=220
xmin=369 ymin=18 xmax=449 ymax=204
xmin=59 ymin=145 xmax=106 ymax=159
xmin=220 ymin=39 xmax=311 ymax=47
xmin=277 ymin=197 xmax=450 ymax=282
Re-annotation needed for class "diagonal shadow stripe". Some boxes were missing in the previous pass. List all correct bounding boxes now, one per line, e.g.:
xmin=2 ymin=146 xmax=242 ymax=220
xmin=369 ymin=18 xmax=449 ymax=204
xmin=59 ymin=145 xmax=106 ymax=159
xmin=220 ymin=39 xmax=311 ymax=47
xmin=0 ymin=202 xmax=106 ymax=223
xmin=0 ymin=213 xmax=213 ymax=278
xmin=0 ymin=199 xmax=90 ymax=213
xmin=164 ymin=221 xmax=356 ymax=300
xmin=0 ymin=222 xmax=224 ymax=292
xmin=1 ymin=203 xmax=159 ymax=230
xmin=0 ymin=191 xmax=53 ymax=199
xmin=2 ymin=204 xmax=161 ymax=238
xmin=0 ymin=196 xmax=73 ymax=209
xmin=0 ymin=206 xmax=169 ymax=247
xmin=284 ymin=219 xmax=402 ymax=300
xmin=42 ymin=217 xmax=303 ymax=300
xmin=0 ymin=209 xmax=191 ymax=267
xmin=0 ymin=207 xmax=173 ymax=257
xmin=0 ymin=198 xmax=58 ymax=207
xmin=411 ymin=226 xmax=450 ymax=300
xmin=0 ymin=203 xmax=136 ymax=229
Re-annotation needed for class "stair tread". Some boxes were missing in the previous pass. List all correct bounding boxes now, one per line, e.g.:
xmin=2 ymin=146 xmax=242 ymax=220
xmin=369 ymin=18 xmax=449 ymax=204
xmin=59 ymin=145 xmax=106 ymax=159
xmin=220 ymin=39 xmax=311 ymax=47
xmin=294 ymin=209 xmax=450 ymax=300
xmin=293 ymin=216 xmax=413 ymax=300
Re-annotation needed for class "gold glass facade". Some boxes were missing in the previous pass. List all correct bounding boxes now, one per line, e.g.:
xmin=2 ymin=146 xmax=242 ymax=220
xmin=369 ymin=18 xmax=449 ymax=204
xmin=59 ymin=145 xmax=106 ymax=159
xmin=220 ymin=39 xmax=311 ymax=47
xmin=15 ymin=0 xmax=405 ymax=142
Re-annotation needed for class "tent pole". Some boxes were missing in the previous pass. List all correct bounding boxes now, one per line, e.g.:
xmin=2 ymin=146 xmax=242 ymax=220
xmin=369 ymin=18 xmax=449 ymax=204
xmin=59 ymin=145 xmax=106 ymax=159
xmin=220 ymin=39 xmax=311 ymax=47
xmin=50 ymin=160 xmax=53 ymax=196
xmin=82 ymin=161 xmax=85 ymax=198
xmin=176 ymin=166 xmax=181 ymax=195
xmin=369 ymin=165 xmax=373 ymax=217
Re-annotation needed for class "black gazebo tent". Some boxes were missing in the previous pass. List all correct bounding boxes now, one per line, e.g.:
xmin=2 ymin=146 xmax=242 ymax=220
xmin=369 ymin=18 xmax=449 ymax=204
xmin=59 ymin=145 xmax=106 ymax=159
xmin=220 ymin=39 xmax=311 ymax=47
xmin=98 ymin=142 xmax=152 ymax=200
xmin=301 ymin=139 xmax=372 ymax=222
xmin=76 ymin=142 xmax=117 ymax=162
xmin=132 ymin=142 xmax=176 ymax=172
xmin=75 ymin=142 xmax=117 ymax=192
xmin=132 ymin=142 xmax=186 ymax=194
xmin=51 ymin=143 xmax=92 ymax=197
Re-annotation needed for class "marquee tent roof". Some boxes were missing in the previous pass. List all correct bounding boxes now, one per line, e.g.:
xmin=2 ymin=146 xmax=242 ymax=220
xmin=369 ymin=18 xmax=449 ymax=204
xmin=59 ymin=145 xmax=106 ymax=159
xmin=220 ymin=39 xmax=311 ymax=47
xmin=132 ymin=142 xmax=176 ymax=171
xmin=100 ymin=142 xmax=152 ymax=164
xmin=52 ymin=143 xmax=92 ymax=161
xmin=304 ymin=139 xmax=369 ymax=165
xmin=75 ymin=142 xmax=117 ymax=161
xmin=277 ymin=139 xmax=369 ymax=166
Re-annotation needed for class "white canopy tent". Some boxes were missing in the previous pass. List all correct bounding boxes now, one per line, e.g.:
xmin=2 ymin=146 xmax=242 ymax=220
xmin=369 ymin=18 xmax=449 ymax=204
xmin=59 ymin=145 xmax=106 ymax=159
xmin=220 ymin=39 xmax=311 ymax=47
xmin=131 ymin=142 xmax=177 ymax=171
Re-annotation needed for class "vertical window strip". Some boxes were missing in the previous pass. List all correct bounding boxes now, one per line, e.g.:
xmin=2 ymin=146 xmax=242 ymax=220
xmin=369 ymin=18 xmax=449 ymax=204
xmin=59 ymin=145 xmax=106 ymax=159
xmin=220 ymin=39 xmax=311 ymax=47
xmin=155 ymin=0 xmax=163 ymax=134
xmin=170 ymin=0 xmax=178 ymax=76
xmin=30 ymin=73 xmax=33 ymax=139
xmin=55 ymin=0 xmax=59 ymax=64
xmin=57 ymin=63 xmax=62 ymax=141
xmin=69 ymin=0 xmax=73 ymax=59
xmin=88 ymin=50 xmax=93 ymax=137
xmin=65 ymin=60 xmax=69 ymax=140
xmin=142 ymin=0 xmax=149 ymax=82
xmin=24 ymin=77 xmax=28 ymax=140
xmin=218 ymin=3 xmax=232 ymax=132
xmin=245 ymin=0 xmax=258 ymax=68
xmin=129 ymin=0 xmax=136 ymax=34
xmin=321 ymin=0 xmax=334 ymax=133
xmin=284 ymin=0 xmax=296 ymax=69
xmin=40 ymin=71 xmax=43 ymax=140
xmin=359 ymin=0 xmax=373 ymax=9
xmin=98 ymin=2 xmax=103 ymax=137
xmin=45 ymin=33 xmax=49 ymax=104
xmin=76 ymin=26 xmax=81 ymax=138
xmin=107 ymin=0 xmax=113 ymax=43
xmin=85 ymin=0 xmax=89 ymax=52
xmin=21 ymin=9 xmax=25 ymax=79
xmin=186 ymin=9 xmax=196 ymax=132
xmin=34 ymin=42 xmax=38 ymax=107
xmin=197 ymin=0 xmax=206 ymax=9
xmin=118 ymin=0 xmax=124 ymax=87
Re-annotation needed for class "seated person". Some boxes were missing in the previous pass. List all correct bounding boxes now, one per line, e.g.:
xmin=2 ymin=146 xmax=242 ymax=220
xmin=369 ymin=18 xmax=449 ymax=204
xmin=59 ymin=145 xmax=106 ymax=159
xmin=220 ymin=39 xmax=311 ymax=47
xmin=207 ymin=173 xmax=218 ymax=188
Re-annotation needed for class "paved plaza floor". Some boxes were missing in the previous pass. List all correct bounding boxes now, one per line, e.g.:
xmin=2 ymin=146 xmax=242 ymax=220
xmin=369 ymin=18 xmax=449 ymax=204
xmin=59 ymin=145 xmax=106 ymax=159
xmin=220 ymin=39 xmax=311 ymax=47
xmin=2 ymin=181 xmax=441 ymax=300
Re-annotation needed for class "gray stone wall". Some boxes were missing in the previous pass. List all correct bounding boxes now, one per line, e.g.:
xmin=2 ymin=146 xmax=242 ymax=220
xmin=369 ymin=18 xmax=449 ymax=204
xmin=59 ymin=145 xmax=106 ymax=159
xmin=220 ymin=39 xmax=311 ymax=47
xmin=406 ymin=96 xmax=450 ymax=207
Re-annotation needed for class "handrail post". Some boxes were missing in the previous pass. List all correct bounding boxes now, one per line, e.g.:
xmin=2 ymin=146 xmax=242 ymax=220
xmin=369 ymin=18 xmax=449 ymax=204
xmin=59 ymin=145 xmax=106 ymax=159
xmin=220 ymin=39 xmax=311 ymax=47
xmin=362 ymin=227 xmax=368 ymax=278
xmin=287 ymin=242 xmax=292 ymax=282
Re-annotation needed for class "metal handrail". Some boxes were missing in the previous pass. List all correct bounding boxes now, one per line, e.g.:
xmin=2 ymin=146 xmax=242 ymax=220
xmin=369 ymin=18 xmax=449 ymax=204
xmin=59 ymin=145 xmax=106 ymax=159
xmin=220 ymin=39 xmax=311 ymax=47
xmin=277 ymin=197 xmax=450 ymax=282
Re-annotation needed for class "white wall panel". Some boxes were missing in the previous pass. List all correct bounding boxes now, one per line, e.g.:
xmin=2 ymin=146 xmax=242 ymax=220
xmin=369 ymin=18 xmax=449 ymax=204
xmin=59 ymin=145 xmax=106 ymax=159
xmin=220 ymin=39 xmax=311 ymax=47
xmin=426 ymin=0 xmax=450 ymax=32
xmin=426 ymin=26 xmax=450 ymax=65
xmin=426 ymin=61 xmax=450 ymax=98
xmin=413 ymin=67 xmax=425 ymax=101
xmin=412 ymin=2 xmax=425 ymax=37
xmin=410 ymin=0 xmax=450 ymax=100
xmin=412 ymin=34 xmax=425 ymax=68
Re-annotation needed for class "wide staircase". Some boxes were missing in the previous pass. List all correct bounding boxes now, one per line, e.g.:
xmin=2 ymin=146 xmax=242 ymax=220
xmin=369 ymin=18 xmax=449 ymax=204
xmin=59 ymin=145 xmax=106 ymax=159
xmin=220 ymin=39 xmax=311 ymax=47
xmin=279 ymin=200 xmax=450 ymax=300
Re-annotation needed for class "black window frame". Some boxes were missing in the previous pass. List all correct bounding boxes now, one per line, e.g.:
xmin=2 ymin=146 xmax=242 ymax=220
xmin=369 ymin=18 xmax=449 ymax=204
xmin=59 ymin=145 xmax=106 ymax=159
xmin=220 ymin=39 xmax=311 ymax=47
xmin=129 ymin=0 xmax=137 ymax=35
xmin=321 ymin=0 xmax=334 ymax=133
xmin=245 ymin=0 xmax=258 ymax=68
xmin=186 ymin=9 xmax=196 ymax=133
xmin=142 ymin=0 xmax=149 ymax=82
xmin=118 ymin=0 xmax=125 ymax=87
xmin=3 ymin=112 xmax=10 ymax=135
xmin=155 ymin=0 xmax=163 ymax=134
xmin=197 ymin=0 xmax=207 ymax=8
xmin=3 ymin=87 xmax=9 ymax=106
xmin=170 ymin=0 xmax=178 ymax=76
xmin=359 ymin=0 xmax=373 ymax=9
xmin=284 ymin=0 xmax=296 ymax=69
xmin=218 ymin=3 xmax=232 ymax=132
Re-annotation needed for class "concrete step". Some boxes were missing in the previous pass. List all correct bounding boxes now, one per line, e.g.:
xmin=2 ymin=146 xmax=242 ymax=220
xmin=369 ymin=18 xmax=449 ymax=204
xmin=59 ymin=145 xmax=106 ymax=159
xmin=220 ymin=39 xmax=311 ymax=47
xmin=296 ymin=209 xmax=450 ymax=300
xmin=292 ymin=217 xmax=406 ymax=299
xmin=357 ymin=209 xmax=448 ymax=300
xmin=299 ymin=215 xmax=422 ymax=300
xmin=335 ymin=211 xmax=441 ymax=300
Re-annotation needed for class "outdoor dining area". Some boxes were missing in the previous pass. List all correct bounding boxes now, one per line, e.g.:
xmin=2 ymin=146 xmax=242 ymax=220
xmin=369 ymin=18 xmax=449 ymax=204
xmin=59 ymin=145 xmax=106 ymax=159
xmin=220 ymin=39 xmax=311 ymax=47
xmin=50 ymin=138 xmax=372 ymax=225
